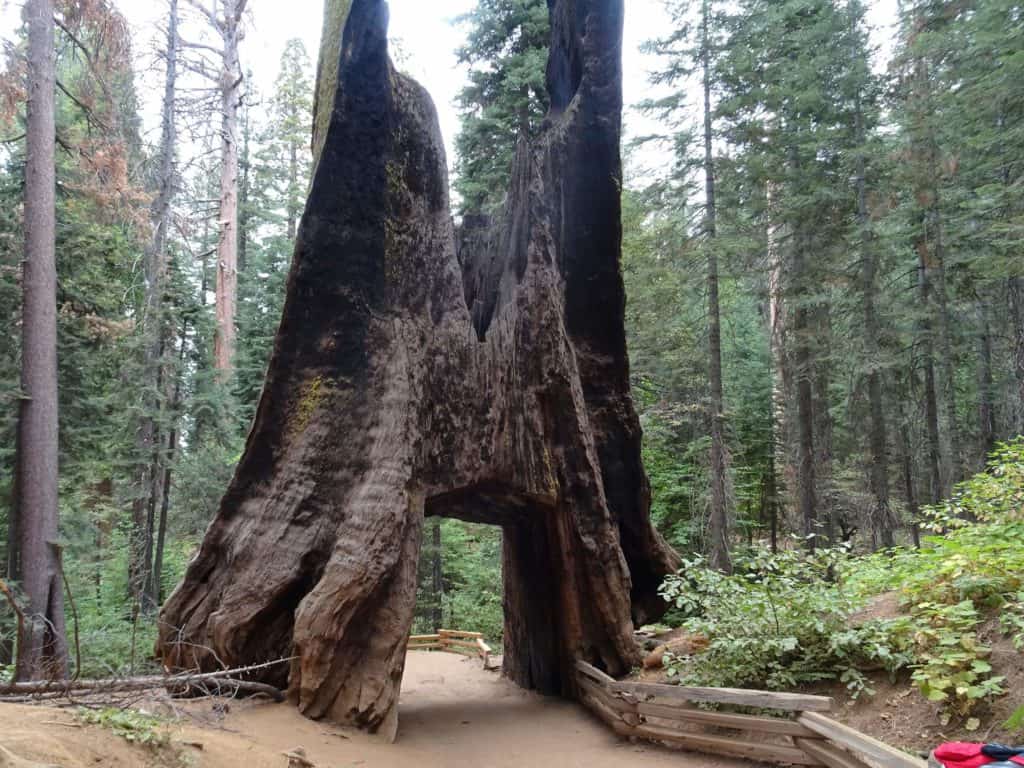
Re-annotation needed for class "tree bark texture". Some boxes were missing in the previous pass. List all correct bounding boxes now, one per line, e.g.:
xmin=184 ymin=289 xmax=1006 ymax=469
xmin=854 ymin=98 xmax=893 ymax=549
xmin=132 ymin=0 xmax=178 ymax=614
xmin=15 ymin=0 xmax=67 ymax=682
xmin=976 ymin=300 xmax=996 ymax=464
xmin=157 ymin=0 xmax=677 ymax=735
xmin=918 ymin=250 xmax=944 ymax=505
xmin=212 ymin=0 xmax=243 ymax=374
xmin=1011 ymin=277 xmax=1024 ymax=435
xmin=701 ymin=0 xmax=730 ymax=574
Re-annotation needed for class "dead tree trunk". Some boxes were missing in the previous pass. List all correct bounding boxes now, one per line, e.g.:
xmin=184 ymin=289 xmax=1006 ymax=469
xmin=184 ymin=0 xmax=245 ymax=375
xmin=158 ymin=0 xmax=677 ymax=736
xmin=15 ymin=0 xmax=67 ymax=681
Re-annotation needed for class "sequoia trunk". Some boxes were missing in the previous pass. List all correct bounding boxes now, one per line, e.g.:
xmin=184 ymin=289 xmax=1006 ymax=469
xmin=158 ymin=0 xmax=676 ymax=735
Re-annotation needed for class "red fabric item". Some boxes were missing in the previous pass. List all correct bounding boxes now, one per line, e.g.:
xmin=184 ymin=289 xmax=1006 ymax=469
xmin=933 ymin=743 xmax=994 ymax=768
xmin=1011 ymin=758 xmax=1024 ymax=766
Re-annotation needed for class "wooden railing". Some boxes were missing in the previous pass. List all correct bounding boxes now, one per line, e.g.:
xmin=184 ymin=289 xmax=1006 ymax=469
xmin=407 ymin=629 xmax=493 ymax=668
xmin=576 ymin=660 xmax=926 ymax=768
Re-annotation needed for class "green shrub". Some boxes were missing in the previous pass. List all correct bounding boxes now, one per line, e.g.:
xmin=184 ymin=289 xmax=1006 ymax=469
xmin=659 ymin=548 xmax=913 ymax=698
xmin=846 ymin=440 xmax=1024 ymax=718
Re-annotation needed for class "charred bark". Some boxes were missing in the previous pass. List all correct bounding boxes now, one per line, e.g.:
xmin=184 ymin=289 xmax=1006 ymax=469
xmin=158 ymin=0 xmax=676 ymax=735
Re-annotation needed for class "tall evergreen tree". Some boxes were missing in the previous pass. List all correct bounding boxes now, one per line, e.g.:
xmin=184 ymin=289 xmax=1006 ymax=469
xmin=645 ymin=0 xmax=732 ymax=571
xmin=453 ymin=0 xmax=549 ymax=215
xmin=14 ymin=0 xmax=65 ymax=680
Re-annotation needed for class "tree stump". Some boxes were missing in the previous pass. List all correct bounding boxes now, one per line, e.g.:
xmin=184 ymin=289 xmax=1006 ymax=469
xmin=156 ymin=0 xmax=679 ymax=734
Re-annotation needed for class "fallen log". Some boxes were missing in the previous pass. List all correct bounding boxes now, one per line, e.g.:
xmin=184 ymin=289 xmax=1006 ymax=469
xmin=0 ymin=658 xmax=293 ymax=699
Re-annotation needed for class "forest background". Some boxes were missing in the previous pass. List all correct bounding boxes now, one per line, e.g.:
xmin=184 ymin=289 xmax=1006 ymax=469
xmin=0 ymin=0 xmax=1022 ymax=734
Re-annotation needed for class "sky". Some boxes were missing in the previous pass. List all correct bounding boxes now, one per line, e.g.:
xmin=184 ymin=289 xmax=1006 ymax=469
xmin=0 ymin=0 xmax=901 ymax=181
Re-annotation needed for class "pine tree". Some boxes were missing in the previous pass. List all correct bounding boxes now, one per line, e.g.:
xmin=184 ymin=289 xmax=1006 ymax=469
xmin=645 ymin=0 xmax=732 ymax=571
xmin=236 ymin=39 xmax=313 ymax=419
xmin=716 ymin=0 xmax=868 ymax=549
xmin=453 ymin=0 xmax=549 ymax=215
xmin=14 ymin=0 xmax=65 ymax=680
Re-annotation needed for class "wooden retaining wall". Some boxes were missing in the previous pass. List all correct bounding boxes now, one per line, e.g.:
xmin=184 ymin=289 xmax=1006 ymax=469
xmin=407 ymin=629 xmax=493 ymax=668
xmin=576 ymin=660 xmax=926 ymax=768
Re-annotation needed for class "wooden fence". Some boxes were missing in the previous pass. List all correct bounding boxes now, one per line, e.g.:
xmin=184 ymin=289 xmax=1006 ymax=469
xmin=576 ymin=660 xmax=926 ymax=768
xmin=407 ymin=629 xmax=493 ymax=668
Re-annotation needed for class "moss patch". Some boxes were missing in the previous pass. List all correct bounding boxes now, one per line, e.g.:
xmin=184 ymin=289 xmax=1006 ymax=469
xmin=312 ymin=0 xmax=352 ymax=167
xmin=294 ymin=375 xmax=329 ymax=434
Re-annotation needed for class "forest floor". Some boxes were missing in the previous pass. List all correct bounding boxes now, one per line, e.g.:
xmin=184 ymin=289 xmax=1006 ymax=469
xmin=0 ymin=652 xmax=753 ymax=768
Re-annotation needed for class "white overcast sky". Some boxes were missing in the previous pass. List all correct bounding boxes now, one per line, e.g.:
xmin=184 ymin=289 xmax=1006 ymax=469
xmin=1 ymin=0 xmax=901 ymax=182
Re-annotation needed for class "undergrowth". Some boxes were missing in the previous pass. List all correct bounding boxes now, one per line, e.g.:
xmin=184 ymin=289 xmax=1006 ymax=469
xmin=661 ymin=439 xmax=1024 ymax=727
xmin=76 ymin=707 xmax=170 ymax=749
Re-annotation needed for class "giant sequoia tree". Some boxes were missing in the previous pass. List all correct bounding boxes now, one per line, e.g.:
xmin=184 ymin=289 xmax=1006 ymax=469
xmin=158 ymin=0 xmax=676 ymax=735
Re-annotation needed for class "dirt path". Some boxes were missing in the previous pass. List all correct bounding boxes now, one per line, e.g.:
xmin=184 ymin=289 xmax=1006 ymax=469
xmin=0 ymin=652 xmax=755 ymax=767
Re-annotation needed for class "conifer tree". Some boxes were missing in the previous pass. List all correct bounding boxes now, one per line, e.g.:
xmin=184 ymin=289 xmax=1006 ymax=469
xmin=453 ymin=0 xmax=549 ymax=215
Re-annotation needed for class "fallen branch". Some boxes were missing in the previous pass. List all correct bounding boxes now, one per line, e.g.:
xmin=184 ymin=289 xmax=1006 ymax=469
xmin=0 ymin=657 xmax=294 ymax=698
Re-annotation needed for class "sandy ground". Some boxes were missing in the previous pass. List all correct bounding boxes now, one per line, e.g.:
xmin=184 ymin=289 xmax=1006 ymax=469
xmin=0 ymin=652 xmax=754 ymax=768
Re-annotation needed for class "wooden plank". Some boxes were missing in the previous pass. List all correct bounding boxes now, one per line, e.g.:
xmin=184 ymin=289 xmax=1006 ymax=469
xmin=475 ymin=637 xmax=491 ymax=666
xmin=575 ymin=660 xmax=617 ymax=688
xmin=579 ymin=690 xmax=635 ymax=738
xmin=637 ymin=701 xmax=820 ymax=738
xmin=798 ymin=712 xmax=926 ymax=768
xmin=408 ymin=634 xmax=440 ymax=642
xmin=797 ymin=738 xmax=874 ymax=768
xmin=443 ymin=639 xmax=483 ymax=650
xmin=613 ymin=680 xmax=834 ymax=712
xmin=579 ymin=677 xmax=633 ymax=715
xmin=439 ymin=629 xmax=483 ymax=639
xmin=406 ymin=643 xmax=443 ymax=650
xmin=632 ymin=723 xmax=822 ymax=766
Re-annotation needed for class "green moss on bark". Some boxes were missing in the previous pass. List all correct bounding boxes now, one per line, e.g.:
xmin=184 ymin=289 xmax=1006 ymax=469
xmin=312 ymin=0 xmax=352 ymax=167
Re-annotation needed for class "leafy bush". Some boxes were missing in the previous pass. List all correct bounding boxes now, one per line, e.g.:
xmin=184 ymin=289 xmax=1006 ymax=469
xmin=847 ymin=440 xmax=1024 ymax=718
xmin=659 ymin=548 xmax=913 ymax=697
xmin=659 ymin=440 xmax=1024 ymax=721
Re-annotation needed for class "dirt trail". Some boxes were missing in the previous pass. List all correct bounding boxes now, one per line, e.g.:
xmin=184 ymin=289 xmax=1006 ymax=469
xmin=0 ymin=652 xmax=754 ymax=767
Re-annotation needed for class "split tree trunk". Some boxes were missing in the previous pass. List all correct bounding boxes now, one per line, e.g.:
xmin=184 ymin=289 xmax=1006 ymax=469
xmin=14 ymin=0 xmax=66 ymax=681
xmin=158 ymin=0 xmax=677 ymax=735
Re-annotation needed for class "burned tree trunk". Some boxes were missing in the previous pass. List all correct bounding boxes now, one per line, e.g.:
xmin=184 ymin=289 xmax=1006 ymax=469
xmin=158 ymin=0 xmax=677 ymax=736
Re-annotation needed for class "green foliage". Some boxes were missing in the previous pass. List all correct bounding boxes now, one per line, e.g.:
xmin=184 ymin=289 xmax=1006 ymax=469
xmin=909 ymin=600 xmax=1004 ymax=719
xmin=1007 ymin=704 xmax=1024 ymax=733
xmin=76 ymin=708 xmax=169 ymax=749
xmin=453 ymin=0 xmax=549 ymax=214
xmin=440 ymin=521 xmax=504 ymax=645
xmin=846 ymin=442 xmax=1024 ymax=717
xmin=660 ymin=548 xmax=913 ymax=698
